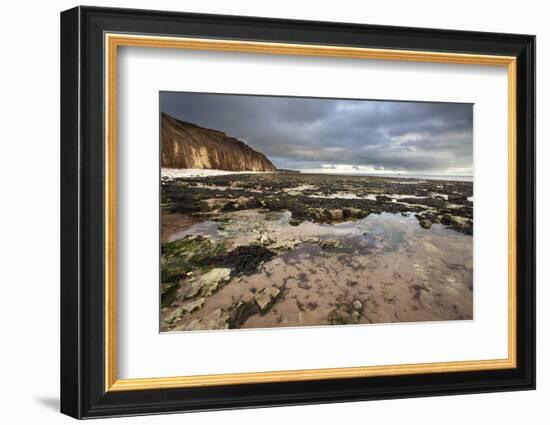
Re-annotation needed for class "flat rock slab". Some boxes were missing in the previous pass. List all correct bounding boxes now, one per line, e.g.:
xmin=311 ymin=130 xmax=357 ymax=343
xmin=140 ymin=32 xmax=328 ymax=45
xmin=254 ymin=287 xmax=281 ymax=312
xmin=180 ymin=297 xmax=205 ymax=314
xmin=182 ymin=267 xmax=232 ymax=299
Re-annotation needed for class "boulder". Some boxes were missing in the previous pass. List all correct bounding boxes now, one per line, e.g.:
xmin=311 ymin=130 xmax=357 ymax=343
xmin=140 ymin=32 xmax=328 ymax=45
xmin=424 ymin=212 xmax=440 ymax=224
xmin=305 ymin=207 xmax=328 ymax=221
xmin=419 ymin=219 xmax=432 ymax=229
xmin=440 ymin=214 xmax=473 ymax=235
xmin=343 ymin=207 xmax=367 ymax=219
xmin=328 ymin=209 xmax=344 ymax=221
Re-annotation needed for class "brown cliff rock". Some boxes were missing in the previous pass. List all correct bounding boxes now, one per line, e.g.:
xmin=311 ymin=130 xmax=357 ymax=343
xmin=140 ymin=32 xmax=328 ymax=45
xmin=161 ymin=113 xmax=276 ymax=172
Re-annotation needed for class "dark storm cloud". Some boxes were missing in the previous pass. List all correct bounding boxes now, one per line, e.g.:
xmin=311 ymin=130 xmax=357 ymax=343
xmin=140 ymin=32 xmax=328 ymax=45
xmin=160 ymin=92 xmax=473 ymax=175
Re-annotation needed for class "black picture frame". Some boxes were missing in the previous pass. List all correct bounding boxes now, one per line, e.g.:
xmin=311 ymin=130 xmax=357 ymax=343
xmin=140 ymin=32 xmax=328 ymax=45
xmin=60 ymin=5 xmax=535 ymax=419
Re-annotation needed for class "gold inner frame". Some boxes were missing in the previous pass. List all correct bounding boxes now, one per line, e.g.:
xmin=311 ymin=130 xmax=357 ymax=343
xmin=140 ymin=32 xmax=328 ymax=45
xmin=104 ymin=33 xmax=517 ymax=392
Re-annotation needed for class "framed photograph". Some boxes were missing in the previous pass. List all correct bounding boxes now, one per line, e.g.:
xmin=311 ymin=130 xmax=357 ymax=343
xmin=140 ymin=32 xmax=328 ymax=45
xmin=60 ymin=6 xmax=535 ymax=419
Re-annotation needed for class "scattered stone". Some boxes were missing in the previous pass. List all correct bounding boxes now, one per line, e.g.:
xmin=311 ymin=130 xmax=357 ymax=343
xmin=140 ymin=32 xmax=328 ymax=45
xmin=319 ymin=239 xmax=343 ymax=249
xmin=423 ymin=212 xmax=440 ymax=223
xmin=254 ymin=287 xmax=281 ymax=313
xmin=352 ymin=300 xmax=363 ymax=310
xmin=328 ymin=209 xmax=344 ymax=221
xmin=419 ymin=219 xmax=432 ymax=229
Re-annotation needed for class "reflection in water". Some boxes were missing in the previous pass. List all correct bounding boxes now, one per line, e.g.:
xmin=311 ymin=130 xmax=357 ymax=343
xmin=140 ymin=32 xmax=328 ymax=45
xmin=163 ymin=209 xmax=473 ymax=330
xmin=169 ymin=220 xmax=221 ymax=242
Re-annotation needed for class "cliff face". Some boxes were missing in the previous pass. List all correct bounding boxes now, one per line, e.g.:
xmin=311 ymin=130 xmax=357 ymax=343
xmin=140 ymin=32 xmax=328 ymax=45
xmin=161 ymin=113 xmax=276 ymax=172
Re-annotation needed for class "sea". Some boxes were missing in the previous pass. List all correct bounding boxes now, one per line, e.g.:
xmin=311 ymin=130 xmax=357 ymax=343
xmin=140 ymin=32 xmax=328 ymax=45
xmin=300 ymin=172 xmax=473 ymax=182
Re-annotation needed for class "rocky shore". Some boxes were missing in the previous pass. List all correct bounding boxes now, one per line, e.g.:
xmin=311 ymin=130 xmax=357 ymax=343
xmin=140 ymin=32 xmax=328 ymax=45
xmin=160 ymin=172 xmax=473 ymax=332
xmin=162 ymin=173 xmax=473 ymax=234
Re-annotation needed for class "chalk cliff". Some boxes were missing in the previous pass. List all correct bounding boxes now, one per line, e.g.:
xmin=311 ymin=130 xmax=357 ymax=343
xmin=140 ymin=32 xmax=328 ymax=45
xmin=161 ymin=113 xmax=276 ymax=172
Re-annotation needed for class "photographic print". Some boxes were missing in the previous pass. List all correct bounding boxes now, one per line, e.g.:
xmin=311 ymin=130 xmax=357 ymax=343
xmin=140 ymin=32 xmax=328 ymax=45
xmin=61 ymin=9 xmax=535 ymax=417
xmin=160 ymin=92 xmax=474 ymax=332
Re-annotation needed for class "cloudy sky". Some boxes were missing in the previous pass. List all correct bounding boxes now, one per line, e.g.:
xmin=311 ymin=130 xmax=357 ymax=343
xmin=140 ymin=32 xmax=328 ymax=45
xmin=160 ymin=92 xmax=473 ymax=176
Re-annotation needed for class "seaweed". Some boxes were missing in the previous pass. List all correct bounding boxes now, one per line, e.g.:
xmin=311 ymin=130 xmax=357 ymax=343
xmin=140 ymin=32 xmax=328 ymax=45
xmin=208 ymin=245 xmax=276 ymax=277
